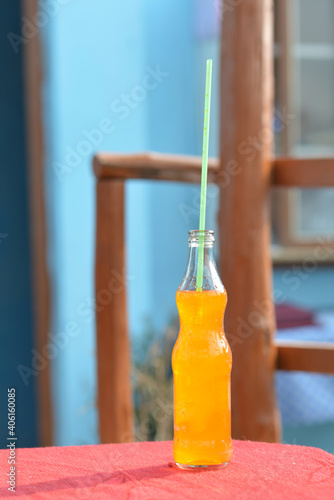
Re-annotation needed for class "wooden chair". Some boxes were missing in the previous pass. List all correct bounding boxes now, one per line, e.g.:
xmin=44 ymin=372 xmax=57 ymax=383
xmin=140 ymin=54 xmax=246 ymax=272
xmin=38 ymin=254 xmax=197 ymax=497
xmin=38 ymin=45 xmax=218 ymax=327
xmin=93 ymin=0 xmax=334 ymax=444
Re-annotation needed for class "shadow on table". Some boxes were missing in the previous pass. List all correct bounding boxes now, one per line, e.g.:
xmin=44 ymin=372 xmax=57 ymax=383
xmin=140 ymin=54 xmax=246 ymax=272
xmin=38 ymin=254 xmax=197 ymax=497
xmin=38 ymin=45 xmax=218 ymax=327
xmin=0 ymin=464 xmax=178 ymax=497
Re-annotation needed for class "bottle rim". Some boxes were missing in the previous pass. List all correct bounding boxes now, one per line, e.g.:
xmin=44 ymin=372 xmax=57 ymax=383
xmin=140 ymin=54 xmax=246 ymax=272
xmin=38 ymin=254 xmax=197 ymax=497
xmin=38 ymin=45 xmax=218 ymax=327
xmin=188 ymin=230 xmax=215 ymax=247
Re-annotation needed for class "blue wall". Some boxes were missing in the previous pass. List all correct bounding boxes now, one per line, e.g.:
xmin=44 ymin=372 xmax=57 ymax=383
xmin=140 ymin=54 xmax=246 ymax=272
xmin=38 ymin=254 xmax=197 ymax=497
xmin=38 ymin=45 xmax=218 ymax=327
xmin=43 ymin=0 xmax=150 ymax=446
xmin=42 ymin=0 xmax=220 ymax=446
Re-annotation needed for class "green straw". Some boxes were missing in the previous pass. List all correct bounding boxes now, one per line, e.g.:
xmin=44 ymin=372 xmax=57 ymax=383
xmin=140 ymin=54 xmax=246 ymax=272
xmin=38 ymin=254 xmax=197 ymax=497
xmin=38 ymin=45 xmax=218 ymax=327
xmin=196 ymin=59 xmax=212 ymax=291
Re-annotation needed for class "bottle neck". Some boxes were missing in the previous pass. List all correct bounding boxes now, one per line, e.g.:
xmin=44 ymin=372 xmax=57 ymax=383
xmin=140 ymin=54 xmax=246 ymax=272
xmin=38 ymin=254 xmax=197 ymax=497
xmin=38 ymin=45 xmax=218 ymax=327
xmin=179 ymin=232 xmax=224 ymax=292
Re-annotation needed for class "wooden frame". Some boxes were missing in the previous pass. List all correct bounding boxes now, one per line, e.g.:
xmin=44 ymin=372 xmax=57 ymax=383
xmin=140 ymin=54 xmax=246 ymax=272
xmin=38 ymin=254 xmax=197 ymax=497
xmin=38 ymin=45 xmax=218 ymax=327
xmin=22 ymin=0 xmax=52 ymax=446
xmin=274 ymin=0 xmax=334 ymax=250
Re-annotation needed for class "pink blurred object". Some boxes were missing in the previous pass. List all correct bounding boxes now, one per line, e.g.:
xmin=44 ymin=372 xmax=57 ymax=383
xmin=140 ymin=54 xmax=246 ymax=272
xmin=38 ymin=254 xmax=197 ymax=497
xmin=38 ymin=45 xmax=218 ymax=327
xmin=275 ymin=303 xmax=317 ymax=330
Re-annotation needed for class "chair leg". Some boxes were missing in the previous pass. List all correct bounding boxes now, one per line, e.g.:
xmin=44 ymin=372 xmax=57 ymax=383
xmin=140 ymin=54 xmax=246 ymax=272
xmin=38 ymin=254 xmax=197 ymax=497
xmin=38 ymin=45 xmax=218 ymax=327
xmin=95 ymin=180 xmax=133 ymax=443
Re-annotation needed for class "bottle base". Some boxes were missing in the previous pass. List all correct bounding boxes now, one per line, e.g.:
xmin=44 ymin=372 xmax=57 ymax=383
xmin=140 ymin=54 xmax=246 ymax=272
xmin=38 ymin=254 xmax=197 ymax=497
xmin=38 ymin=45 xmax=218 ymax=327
xmin=174 ymin=461 xmax=229 ymax=471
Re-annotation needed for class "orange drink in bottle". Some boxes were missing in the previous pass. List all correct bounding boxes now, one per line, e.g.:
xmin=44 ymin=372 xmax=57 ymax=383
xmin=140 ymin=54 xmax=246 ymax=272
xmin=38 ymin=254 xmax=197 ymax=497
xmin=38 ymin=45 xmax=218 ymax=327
xmin=172 ymin=230 xmax=232 ymax=469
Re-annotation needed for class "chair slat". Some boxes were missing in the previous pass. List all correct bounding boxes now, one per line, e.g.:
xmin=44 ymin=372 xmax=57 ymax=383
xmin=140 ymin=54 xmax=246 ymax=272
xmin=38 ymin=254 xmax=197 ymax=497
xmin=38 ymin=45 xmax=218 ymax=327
xmin=276 ymin=340 xmax=334 ymax=374
xmin=94 ymin=152 xmax=219 ymax=183
xmin=273 ymin=158 xmax=334 ymax=187
xmin=95 ymin=154 xmax=334 ymax=188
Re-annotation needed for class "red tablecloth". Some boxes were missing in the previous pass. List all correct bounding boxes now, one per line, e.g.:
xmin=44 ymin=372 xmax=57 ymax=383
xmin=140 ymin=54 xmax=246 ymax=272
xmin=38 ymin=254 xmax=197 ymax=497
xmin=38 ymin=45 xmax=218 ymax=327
xmin=0 ymin=440 xmax=333 ymax=499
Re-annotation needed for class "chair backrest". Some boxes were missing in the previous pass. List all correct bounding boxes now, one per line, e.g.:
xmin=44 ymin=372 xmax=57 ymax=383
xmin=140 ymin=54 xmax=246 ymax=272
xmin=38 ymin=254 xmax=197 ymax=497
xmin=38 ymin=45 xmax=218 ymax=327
xmin=93 ymin=0 xmax=334 ymax=444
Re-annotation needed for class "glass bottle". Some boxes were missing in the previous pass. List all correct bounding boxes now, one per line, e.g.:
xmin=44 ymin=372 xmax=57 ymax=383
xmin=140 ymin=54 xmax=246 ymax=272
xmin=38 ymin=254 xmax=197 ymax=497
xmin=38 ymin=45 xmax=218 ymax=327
xmin=172 ymin=229 xmax=232 ymax=470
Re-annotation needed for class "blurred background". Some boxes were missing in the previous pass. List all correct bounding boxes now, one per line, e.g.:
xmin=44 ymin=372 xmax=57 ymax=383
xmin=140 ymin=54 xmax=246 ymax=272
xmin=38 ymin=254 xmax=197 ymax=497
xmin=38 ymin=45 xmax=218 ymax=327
xmin=1 ymin=0 xmax=334 ymax=451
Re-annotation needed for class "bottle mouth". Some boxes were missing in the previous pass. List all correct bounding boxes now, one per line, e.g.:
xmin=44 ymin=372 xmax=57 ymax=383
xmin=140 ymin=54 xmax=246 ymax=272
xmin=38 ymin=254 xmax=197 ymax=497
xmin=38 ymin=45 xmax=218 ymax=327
xmin=188 ymin=230 xmax=215 ymax=247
